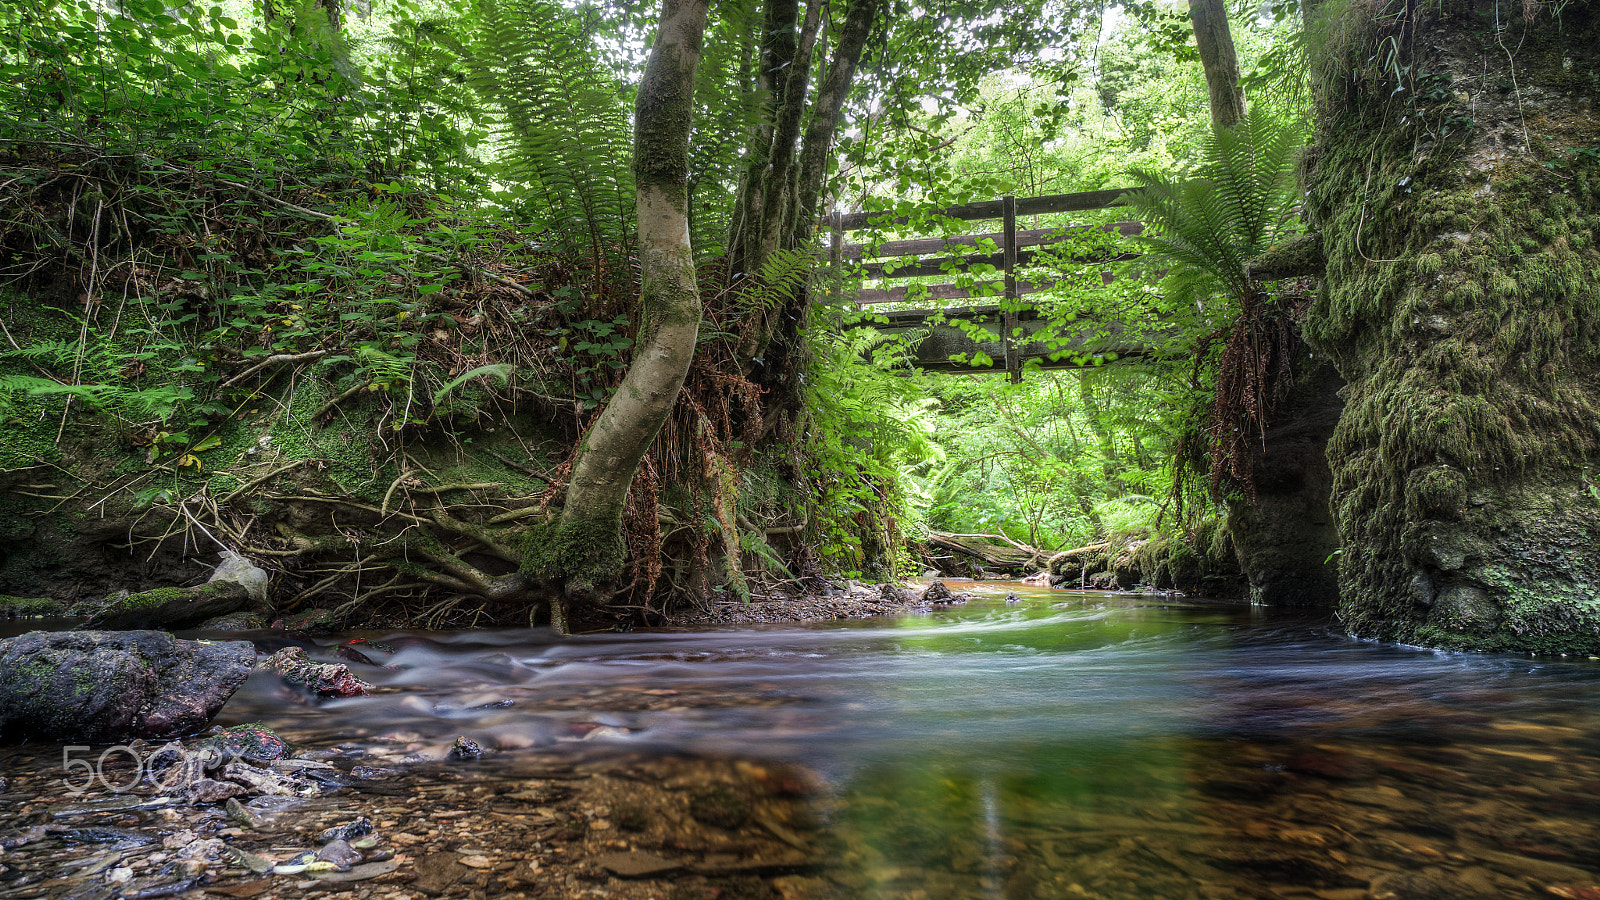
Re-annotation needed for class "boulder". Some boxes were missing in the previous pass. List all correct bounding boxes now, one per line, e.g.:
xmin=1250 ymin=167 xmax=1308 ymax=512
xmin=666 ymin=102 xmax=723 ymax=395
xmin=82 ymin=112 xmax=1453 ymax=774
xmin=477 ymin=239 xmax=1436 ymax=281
xmin=262 ymin=647 xmax=370 ymax=698
xmin=0 ymin=630 xmax=255 ymax=741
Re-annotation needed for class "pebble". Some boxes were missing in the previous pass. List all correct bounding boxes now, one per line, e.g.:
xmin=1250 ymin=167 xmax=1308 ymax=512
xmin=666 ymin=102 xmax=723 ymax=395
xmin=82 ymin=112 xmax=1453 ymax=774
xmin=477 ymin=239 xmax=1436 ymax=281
xmin=318 ymin=839 xmax=363 ymax=869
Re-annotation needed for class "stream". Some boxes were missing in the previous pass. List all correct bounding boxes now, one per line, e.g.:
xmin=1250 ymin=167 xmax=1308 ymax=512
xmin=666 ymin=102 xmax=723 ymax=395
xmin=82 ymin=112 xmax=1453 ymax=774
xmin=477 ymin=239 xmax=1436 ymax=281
xmin=5 ymin=581 xmax=1600 ymax=899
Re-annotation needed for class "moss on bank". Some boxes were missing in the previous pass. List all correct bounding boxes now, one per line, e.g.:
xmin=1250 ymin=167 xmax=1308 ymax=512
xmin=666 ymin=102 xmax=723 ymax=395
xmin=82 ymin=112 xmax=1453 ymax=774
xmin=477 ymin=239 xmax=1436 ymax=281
xmin=1305 ymin=0 xmax=1600 ymax=650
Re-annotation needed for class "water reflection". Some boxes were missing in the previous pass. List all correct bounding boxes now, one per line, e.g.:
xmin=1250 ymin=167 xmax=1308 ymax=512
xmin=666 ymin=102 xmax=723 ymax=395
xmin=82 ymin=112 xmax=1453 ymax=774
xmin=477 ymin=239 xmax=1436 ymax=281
xmin=198 ymin=584 xmax=1600 ymax=897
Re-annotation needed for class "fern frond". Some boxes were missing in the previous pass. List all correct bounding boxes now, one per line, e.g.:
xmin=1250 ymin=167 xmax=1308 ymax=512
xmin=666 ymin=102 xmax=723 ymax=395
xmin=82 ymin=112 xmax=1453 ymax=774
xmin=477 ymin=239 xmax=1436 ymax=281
xmin=1121 ymin=108 xmax=1306 ymax=312
xmin=469 ymin=0 xmax=635 ymax=261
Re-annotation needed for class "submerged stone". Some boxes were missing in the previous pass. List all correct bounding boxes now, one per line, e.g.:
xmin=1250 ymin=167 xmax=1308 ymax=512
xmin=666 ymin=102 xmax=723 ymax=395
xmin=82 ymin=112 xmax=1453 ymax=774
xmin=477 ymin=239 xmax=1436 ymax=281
xmin=199 ymin=723 xmax=292 ymax=763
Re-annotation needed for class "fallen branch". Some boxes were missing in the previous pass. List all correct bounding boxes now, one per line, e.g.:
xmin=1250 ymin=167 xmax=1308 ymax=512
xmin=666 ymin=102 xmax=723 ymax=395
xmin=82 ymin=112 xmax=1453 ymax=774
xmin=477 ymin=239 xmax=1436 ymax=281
xmin=219 ymin=350 xmax=329 ymax=389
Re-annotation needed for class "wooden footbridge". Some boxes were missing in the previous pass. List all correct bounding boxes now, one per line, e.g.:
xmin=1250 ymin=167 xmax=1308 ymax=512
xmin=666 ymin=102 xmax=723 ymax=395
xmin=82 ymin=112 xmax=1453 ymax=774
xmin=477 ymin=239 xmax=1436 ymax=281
xmin=823 ymin=188 xmax=1155 ymax=381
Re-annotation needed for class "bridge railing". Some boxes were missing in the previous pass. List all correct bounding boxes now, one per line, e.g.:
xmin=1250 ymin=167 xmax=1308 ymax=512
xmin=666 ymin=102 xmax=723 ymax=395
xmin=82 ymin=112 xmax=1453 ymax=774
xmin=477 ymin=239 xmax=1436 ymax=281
xmin=826 ymin=188 xmax=1136 ymax=382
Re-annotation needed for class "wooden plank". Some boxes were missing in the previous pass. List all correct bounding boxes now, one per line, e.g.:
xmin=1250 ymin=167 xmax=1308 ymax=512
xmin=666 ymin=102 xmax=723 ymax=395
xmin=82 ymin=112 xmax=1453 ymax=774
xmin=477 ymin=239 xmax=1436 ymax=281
xmin=855 ymin=248 xmax=1140 ymax=280
xmin=834 ymin=188 xmax=1132 ymax=231
xmin=853 ymin=266 xmax=1132 ymax=304
xmin=1002 ymin=195 xmax=1019 ymax=384
xmin=841 ymin=221 xmax=1143 ymax=260
xmin=855 ymin=279 xmax=1059 ymax=305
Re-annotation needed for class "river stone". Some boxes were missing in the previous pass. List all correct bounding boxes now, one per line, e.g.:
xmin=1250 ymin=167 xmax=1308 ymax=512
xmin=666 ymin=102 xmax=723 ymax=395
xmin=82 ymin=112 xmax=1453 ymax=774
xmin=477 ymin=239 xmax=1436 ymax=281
xmin=0 ymin=630 xmax=255 ymax=741
xmin=196 ymin=611 xmax=268 ymax=631
xmin=83 ymin=581 xmax=252 ymax=630
xmin=261 ymin=647 xmax=370 ymax=697
xmin=593 ymin=850 xmax=681 ymax=878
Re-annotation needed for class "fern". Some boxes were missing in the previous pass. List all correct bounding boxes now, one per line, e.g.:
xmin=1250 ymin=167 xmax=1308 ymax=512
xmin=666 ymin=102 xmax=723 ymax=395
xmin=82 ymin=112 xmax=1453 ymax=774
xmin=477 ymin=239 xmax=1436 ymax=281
xmin=468 ymin=0 xmax=635 ymax=265
xmin=735 ymin=247 xmax=816 ymax=313
xmin=1119 ymin=107 xmax=1310 ymax=503
xmin=431 ymin=363 xmax=513 ymax=406
xmin=1120 ymin=106 xmax=1305 ymax=316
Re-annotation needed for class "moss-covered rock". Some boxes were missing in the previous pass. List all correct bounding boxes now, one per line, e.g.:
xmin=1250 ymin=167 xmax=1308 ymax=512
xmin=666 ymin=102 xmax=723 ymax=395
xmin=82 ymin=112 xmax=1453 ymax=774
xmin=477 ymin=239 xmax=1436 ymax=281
xmin=1305 ymin=0 xmax=1600 ymax=650
xmin=0 ymin=594 xmax=65 ymax=617
xmin=83 ymin=581 xmax=252 ymax=630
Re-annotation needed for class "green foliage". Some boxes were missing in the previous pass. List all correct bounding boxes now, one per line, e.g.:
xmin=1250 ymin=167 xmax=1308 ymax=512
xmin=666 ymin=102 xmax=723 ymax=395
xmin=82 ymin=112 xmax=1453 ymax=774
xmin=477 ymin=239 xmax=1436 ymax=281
xmin=1121 ymin=106 xmax=1307 ymax=315
xmin=469 ymin=0 xmax=635 ymax=266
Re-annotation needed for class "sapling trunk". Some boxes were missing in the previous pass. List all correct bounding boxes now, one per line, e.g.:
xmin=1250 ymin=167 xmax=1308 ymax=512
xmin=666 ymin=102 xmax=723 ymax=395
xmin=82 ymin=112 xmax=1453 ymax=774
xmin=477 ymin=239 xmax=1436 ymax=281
xmin=524 ymin=0 xmax=711 ymax=628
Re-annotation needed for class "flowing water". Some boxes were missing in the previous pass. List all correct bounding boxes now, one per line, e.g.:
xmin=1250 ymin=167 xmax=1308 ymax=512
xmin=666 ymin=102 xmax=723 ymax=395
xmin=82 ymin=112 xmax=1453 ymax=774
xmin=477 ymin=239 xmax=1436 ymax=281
xmin=6 ymin=582 xmax=1600 ymax=900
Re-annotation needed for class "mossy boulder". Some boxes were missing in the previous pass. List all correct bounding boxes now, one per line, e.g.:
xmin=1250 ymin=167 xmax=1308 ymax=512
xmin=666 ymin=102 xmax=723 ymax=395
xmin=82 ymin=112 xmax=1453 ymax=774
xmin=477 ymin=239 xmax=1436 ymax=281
xmin=0 ymin=630 xmax=255 ymax=741
xmin=82 ymin=581 xmax=252 ymax=630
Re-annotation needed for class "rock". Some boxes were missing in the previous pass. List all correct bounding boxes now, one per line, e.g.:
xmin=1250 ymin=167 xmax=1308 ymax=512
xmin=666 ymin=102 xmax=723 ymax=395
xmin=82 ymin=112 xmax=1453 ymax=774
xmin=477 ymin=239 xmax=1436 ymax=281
xmin=1429 ymin=585 xmax=1500 ymax=634
xmin=199 ymin=723 xmax=292 ymax=763
xmin=1004 ymin=592 xmax=1021 ymax=604
xmin=320 ymin=818 xmax=374 ymax=843
xmin=207 ymin=550 xmax=270 ymax=605
xmin=0 ymin=630 xmax=254 ymax=741
xmin=878 ymin=583 xmax=913 ymax=603
xmin=82 ymin=582 xmax=252 ymax=630
xmin=689 ymin=784 xmax=751 ymax=829
xmin=306 ymin=860 xmax=399 ymax=885
xmin=411 ymin=851 xmax=469 ymax=896
xmin=0 ymin=595 xmax=65 ymax=618
xmin=920 ymin=581 xmax=955 ymax=604
xmin=272 ymin=608 xmax=339 ymax=633
xmin=186 ymin=778 xmax=246 ymax=804
xmin=261 ymin=647 xmax=370 ymax=697
xmin=317 ymin=838 xmax=362 ymax=869
xmin=593 ymin=850 xmax=681 ymax=878
xmin=196 ymin=611 xmax=267 ymax=631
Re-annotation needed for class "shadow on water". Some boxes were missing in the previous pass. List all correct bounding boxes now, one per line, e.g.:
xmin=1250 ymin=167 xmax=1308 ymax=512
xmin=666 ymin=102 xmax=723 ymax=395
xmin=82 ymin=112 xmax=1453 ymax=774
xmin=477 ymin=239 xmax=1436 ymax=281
xmin=11 ymin=583 xmax=1600 ymax=898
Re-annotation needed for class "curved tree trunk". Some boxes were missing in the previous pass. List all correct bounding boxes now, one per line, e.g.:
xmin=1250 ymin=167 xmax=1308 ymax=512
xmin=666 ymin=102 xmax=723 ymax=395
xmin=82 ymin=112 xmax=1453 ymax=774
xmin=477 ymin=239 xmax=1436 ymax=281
xmin=1305 ymin=1 xmax=1600 ymax=651
xmin=524 ymin=0 xmax=711 ymax=629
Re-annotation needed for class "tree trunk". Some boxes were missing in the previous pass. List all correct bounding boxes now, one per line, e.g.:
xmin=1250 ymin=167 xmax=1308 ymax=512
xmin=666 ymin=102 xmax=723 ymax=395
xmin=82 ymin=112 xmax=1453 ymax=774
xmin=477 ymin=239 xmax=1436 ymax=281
xmin=523 ymin=0 xmax=711 ymax=624
xmin=1304 ymin=0 xmax=1600 ymax=651
xmin=1188 ymin=0 xmax=1243 ymax=134
xmin=728 ymin=0 xmax=880 ymax=365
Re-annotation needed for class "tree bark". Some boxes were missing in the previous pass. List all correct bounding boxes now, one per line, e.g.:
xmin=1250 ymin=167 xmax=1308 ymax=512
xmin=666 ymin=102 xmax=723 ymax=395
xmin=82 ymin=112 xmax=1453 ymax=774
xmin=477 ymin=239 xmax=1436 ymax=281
xmin=1304 ymin=1 xmax=1600 ymax=651
xmin=728 ymin=0 xmax=880 ymax=366
xmin=1188 ymin=0 xmax=1243 ymax=134
xmin=793 ymin=0 xmax=878 ymax=239
xmin=524 ymin=0 xmax=711 ymax=623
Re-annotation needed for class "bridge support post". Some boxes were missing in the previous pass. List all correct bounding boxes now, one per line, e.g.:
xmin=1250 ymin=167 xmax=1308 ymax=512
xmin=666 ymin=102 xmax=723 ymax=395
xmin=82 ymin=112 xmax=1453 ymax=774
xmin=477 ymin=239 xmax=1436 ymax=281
xmin=1001 ymin=195 xmax=1020 ymax=383
xmin=828 ymin=212 xmax=844 ymax=305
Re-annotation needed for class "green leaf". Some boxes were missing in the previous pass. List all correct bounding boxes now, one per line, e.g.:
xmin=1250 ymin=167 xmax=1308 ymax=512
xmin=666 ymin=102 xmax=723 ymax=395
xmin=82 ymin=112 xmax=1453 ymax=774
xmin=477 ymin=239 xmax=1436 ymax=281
xmin=431 ymin=364 xmax=514 ymax=406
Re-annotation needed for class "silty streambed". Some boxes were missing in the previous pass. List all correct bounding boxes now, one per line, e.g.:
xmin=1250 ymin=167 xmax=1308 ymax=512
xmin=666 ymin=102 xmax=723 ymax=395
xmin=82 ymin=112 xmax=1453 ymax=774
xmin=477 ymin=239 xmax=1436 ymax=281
xmin=3 ymin=582 xmax=1600 ymax=899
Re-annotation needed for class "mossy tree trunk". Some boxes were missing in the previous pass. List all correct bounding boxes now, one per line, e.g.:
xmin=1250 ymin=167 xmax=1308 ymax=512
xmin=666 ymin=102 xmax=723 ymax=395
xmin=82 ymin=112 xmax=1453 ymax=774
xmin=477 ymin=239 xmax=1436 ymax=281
xmin=726 ymin=0 xmax=881 ymax=366
xmin=524 ymin=0 xmax=711 ymax=628
xmin=1304 ymin=0 xmax=1600 ymax=650
xmin=1188 ymin=0 xmax=1243 ymax=134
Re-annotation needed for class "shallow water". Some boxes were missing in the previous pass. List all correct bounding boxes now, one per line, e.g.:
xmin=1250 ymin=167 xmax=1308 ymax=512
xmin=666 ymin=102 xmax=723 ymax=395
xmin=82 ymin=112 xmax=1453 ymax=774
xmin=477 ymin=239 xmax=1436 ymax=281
xmin=10 ymin=583 xmax=1600 ymax=899
xmin=227 ymin=584 xmax=1600 ymax=896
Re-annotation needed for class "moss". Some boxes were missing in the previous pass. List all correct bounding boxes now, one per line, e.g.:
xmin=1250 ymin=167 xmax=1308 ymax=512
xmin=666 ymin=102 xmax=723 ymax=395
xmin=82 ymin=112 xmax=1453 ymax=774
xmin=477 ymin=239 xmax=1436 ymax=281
xmin=519 ymin=519 xmax=627 ymax=594
xmin=0 ymin=594 xmax=63 ymax=617
xmin=1305 ymin=0 xmax=1600 ymax=652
